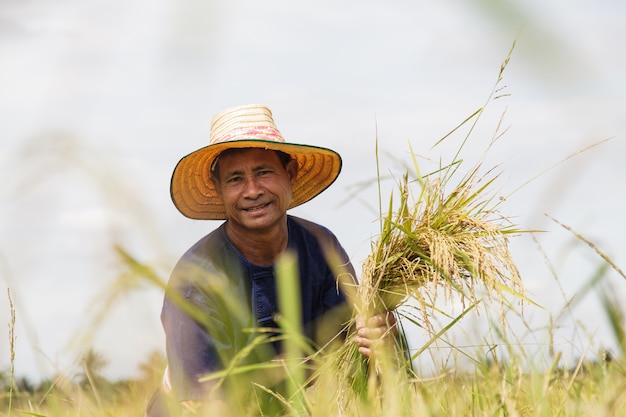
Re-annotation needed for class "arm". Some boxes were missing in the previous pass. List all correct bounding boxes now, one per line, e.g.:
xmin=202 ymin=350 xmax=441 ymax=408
xmin=161 ymin=285 xmax=226 ymax=402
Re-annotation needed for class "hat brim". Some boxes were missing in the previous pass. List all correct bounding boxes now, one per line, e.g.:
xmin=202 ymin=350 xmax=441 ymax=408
xmin=170 ymin=140 xmax=342 ymax=220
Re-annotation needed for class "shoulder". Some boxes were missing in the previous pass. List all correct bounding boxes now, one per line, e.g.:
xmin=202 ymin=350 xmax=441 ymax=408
xmin=288 ymin=216 xmax=357 ymax=284
xmin=175 ymin=225 xmax=225 ymax=268
xmin=288 ymin=215 xmax=339 ymax=243
xmin=168 ymin=223 xmax=236 ymax=288
xmin=288 ymin=215 xmax=350 ymax=262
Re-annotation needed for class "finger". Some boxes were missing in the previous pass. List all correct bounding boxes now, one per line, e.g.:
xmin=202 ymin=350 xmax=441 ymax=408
xmin=355 ymin=314 xmax=365 ymax=330
xmin=357 ymin=326 xmax=386 ymax=340
xmin=354 ymin=335 xmax=373 ymax=348
xmin=368 ymin=312 xmax=396 ymax=328
xmin=358 ymin=346 xmax=372 ymax=358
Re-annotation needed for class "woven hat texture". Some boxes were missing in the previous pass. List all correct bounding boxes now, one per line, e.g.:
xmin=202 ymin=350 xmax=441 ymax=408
xmin=170 ymin=104 xmax=342 ymax=220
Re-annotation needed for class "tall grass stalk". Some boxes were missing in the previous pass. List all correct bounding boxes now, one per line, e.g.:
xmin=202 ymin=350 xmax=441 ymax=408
xmin=275 ymin=251 xmax=308 ymax=416
xmin=7 ymin=289 xmax=16 ymax=417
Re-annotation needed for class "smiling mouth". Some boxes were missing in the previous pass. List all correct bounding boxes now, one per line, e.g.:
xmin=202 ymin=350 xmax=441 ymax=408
xmin=244 ymin=203 xmax=270 ymax=212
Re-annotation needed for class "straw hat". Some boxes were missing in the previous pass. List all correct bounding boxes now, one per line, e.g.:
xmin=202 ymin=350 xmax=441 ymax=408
xmin=170 ymin=104 xmax=343 ymax=220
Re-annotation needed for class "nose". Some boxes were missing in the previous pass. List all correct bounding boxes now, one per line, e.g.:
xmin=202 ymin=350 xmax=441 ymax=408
xmin=242 ymin=175 xmax=264 ymax=199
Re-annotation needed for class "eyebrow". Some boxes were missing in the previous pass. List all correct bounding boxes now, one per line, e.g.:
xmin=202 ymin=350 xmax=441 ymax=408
xmin=221 ymin=163 xmax=277 ymax=180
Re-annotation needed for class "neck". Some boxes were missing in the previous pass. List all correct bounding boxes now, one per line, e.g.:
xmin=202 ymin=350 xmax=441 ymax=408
xmin=224 ymin=218 xmax=289 ymax=266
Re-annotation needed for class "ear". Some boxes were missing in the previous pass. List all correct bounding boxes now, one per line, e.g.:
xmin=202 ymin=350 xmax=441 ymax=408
xmin=211 ymin=175 xmax=223 ymax=199
xmin=286 ymin=159 xmax=298 ymax=186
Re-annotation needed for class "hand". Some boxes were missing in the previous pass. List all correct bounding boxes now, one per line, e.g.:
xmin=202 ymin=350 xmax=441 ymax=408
xmin=354 ymin=312 xmax=397 ymax=358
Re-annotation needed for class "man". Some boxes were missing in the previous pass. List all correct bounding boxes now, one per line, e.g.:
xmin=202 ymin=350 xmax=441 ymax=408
xmin=147 ymin=104 xmax=395 ymax=416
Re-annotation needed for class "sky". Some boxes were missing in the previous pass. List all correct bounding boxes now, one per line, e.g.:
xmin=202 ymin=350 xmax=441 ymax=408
xmin=1 ymin=0 xmax=625 ymax=382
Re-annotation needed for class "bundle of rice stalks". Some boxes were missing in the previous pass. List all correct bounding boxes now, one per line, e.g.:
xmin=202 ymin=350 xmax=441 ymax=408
xmin=328 ymin=145 xmax=526 ymax=407
xmin=360 ymin=156 xmax=524 ymax=324
xmin=323 ymin=45 xmax=529 ymax=411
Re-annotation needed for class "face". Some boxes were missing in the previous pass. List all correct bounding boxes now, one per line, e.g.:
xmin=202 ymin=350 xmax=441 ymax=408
xmin=213 ymin=148 xmax=297 ymax=233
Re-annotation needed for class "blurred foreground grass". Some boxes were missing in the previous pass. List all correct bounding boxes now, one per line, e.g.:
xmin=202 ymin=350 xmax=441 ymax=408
xmin=2 ymin=333 xmax=625 ymax=416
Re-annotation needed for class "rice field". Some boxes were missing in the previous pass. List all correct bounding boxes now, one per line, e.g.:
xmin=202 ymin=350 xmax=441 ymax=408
xmin=3 ymin=49 xmax=626 ymax=417
xmin=3 ymin=152 xmax=625 ymax=417
xmin=3 ymin=302 xmax=626 ymax=417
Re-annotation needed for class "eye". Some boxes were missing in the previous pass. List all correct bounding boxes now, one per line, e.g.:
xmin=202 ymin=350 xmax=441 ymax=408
xmin=257 ymin=169 xmax=273 ymax=177
xmin=225 ymin=175 xmax=243 ymax=184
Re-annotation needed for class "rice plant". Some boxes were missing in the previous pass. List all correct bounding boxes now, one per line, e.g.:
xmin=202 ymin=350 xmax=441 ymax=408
xmin=323 ymin=43 xmax=531 ymax=413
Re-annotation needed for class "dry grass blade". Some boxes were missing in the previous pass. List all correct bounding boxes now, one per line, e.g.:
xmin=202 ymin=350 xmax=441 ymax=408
xmin=547 ymin=215 xmax=626 ymax=280
xmin=7 ymin=288 xmax=17 ymax=417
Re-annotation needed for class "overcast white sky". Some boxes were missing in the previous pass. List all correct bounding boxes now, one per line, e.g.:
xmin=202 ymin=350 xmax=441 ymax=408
xmin=1 ymin=0 xmax=625 ymax=381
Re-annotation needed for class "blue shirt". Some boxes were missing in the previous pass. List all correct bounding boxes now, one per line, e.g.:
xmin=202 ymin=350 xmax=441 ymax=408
xmin=161 ymin=215 xmax=356 ymax=402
